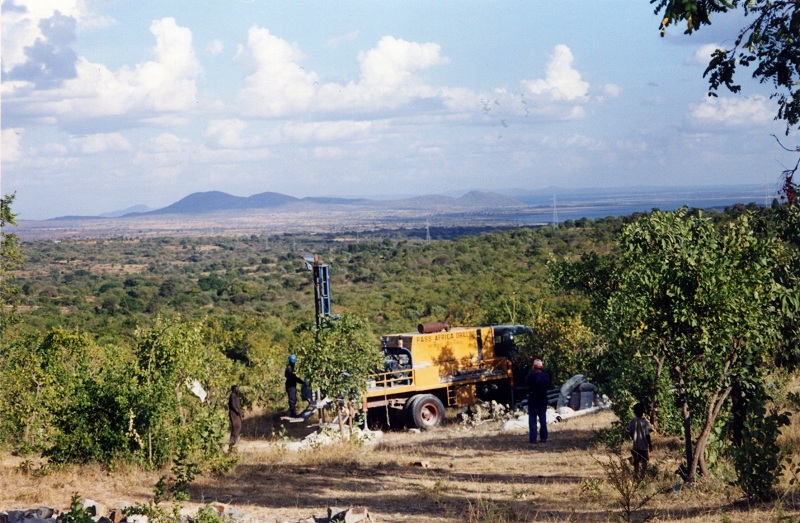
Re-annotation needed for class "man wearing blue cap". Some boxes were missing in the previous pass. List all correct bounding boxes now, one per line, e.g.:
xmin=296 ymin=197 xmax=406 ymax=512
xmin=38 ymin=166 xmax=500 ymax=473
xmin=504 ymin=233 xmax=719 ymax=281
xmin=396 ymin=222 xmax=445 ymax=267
xmin=285 ymin=354 xmax=306 ymax=417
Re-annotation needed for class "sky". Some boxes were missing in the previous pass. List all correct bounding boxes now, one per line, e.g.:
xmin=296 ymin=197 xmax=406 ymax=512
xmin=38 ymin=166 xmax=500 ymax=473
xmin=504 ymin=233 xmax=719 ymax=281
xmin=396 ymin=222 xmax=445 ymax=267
xmin=2 ymin=1 xmax=797 ymax=220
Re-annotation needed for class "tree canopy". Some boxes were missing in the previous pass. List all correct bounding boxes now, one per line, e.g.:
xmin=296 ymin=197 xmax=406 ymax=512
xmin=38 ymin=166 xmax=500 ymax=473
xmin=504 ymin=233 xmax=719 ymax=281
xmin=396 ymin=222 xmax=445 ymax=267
xmin=653 ymin=0 xmax=800 ymax=134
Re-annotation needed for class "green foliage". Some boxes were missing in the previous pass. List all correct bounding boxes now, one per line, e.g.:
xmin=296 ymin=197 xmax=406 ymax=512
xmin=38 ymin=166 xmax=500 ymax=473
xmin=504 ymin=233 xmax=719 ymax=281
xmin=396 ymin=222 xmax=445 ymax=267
xmin=0 ymin=329 xmax=93 ymax=451
xmin=606 ymin=209 xmax=785 ymax=481
xmin=4 ymin=208 xmax=798 ymax=480
xmin=0 ymin=193 xmax=23 ymax=333
xmin=0 ymin=315 xmax=237 ymax=468
xmin=729 ymin=386 xmax=791 ymax=502
xmin=194 ymin=506 xmax=232 ymax=523
xmin=130 ymin=316 xmax=237 ymax=467
xmin=295 ymin=314 xmax=382 ymax=403
xmin=62 ymin=494 xmax=96 ymax=523
xmin=45 ymin=371 xmax=136 ymax=464
xmin=556 ymin=208 xmax=796 ymax=483
xmin=161 ymin=441 xmax=201 ymax=502
xmin=521 ymin=312 xmax=596 ymax=385
xmin=591 ymin=420 xmax=628 ymax=453
xmin=653 ymin=0 xmax=800 ymax=132
xmin=596 ymin=450 xmax=662 ymax=523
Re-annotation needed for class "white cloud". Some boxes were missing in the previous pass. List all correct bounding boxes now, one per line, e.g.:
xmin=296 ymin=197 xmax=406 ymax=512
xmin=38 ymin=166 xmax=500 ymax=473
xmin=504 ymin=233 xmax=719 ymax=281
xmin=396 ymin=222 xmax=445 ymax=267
xmin=132 ymin=133 xmax=196 ymax=183
xmin=313 ymin=146 xmax=343 ymax=159
xmin=326 ymin=30 xmax=359 ymax=48
xmin=277 ymin=120 xmax=375 ymax=143
xmin=203 ymin=119 xmax=254 ymax=149
xmin=235 ymin=32 xmax=451 ymax=117
xmin=1 ymin=0 xmax=82 ymax=74
xmin=540 ymin=133 xmax=604 ymax=150
xmin=207 ymin=39 xmax=224 ymax=56
xmin=4 ymin=17 xmax=201 ymax=126
xmin=685 ymin=44 xmax=722 ymax=67
xmin=522 ymin=45 xmax=589 ymax=102
xmin=1 ymin=128 xmax=25 ymax=162
xmin=236 ymin=26 xmax=319 ymax=117
xmin=689 ymin=95 xmax=774 ymax=126
xmin=317 ymin=36 xmax=449 ymax=112
xmin=68 ymin=132 xmax=132 ymax=154
xmin=601 ymin=83 xmax=621 ymax=98
xmin=144 ymin=133 xmax=193 ymax=153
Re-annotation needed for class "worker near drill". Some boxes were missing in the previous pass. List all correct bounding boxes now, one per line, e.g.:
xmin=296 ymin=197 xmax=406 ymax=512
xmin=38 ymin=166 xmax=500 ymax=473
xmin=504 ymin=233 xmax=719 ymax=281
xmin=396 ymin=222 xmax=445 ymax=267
xmin=526 ymin=358 xmax=551 ymax=444
xmin=285 ymin=354 xmax=306 ymax=417
xmin=228 ymin=385 xmax=242 ymax=451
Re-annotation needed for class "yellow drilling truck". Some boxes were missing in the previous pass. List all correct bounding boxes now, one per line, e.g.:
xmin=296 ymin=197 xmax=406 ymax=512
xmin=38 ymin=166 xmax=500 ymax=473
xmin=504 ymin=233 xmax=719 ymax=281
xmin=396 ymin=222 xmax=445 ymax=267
xmin=365 ymin=322 xmax=531 ymax=429
xmin=301 ymin=253 xmax=531 ymax=429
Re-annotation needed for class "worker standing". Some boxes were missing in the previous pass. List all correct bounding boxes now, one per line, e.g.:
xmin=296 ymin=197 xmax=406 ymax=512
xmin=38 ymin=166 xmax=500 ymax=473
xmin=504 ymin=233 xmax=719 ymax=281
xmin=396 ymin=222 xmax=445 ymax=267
xmin=626 ymin=402 xmax=653 ymax=478
xmin=285 ymin=354 xmax=306 ymax=417
xmin=526 ymin=359 xmax=551 ymax=444
xmin=228 ymin=385 xmax=242 ymax=451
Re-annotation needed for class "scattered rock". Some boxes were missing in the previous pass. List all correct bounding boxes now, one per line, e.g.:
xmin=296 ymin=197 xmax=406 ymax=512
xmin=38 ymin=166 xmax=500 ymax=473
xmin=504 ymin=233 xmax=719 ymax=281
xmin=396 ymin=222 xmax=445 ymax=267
xmin=331 ymin=507 xmax=372 ymax=522
xmin=33 ymin=509 xmax=54 ymax=520
xmin=79 ymin=499 xmax=105 ymax=518
xmin=2 ymin=503 xmax=373 ymax=523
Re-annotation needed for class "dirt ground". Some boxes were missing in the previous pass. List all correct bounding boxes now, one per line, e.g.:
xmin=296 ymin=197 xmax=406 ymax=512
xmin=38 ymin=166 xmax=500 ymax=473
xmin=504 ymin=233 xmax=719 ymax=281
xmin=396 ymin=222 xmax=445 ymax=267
xmin=2 ymin=409 xmax=799 ymax=522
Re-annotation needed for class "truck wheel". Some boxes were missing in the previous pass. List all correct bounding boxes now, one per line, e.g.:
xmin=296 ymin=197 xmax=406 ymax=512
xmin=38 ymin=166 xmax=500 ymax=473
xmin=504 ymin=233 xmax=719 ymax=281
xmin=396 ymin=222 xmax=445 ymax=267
xmin=403 ymin=395 xmax=422 ymax=427
xmin=410 ymin=394 xmax=445 ymax=429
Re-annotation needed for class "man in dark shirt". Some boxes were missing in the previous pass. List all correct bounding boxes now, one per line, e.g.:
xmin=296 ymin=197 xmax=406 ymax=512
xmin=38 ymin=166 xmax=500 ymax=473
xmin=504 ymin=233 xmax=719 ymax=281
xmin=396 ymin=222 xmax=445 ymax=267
xmin=526 ymin=359 xmax=552 ymax=443
xmin=228 ymin=385 xmax=242 ymax=451
xmin=285 ymin=354 xmax=306 ymax=417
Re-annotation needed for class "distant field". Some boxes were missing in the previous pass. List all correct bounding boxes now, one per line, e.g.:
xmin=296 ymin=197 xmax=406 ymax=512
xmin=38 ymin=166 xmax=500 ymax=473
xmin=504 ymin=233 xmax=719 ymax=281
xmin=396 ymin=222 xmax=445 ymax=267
xmin=14 ymin=184 xmax=771 ymax=241
xmin=14 ymin=207 xmax=544 ymax=241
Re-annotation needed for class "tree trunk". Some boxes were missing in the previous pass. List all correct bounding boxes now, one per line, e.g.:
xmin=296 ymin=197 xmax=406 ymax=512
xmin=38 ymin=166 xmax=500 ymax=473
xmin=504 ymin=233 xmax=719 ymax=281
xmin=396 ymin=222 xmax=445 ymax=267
xmin=26 ymin=376 xmax=42 ymax=446
xmin=691 ymin=352 xmax=737 ymax=484
xmin=691 ymin=376 xmax=734 ymax=481
xmin=176 ymin=382 xmax=185 ymax=425
xmin=337 ymin=404 xmax=346 ymax=442
xmin=650 ymin=354 xmax=665 ymax=431
xmin=677 ymin=373 xmax=694 ymax=482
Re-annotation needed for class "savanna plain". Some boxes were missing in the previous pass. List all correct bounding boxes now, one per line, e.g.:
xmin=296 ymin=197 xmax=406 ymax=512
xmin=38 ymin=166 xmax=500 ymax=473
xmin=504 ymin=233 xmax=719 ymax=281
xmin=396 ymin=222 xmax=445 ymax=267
xmin=3 ymin=206 xmax=800 ymax=522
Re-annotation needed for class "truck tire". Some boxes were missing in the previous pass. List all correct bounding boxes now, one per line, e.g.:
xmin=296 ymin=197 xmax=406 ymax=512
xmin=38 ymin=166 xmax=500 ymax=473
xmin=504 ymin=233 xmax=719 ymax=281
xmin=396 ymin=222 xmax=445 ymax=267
xmin=403 ymin=395 xmax=422 ymax=427
xmin=409 ymin=394 xmax=445 ymax=430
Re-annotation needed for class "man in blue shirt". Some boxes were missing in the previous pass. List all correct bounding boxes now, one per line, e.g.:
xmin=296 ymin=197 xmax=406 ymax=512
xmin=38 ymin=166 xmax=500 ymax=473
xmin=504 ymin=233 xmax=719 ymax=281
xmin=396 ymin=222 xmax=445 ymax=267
xmin=526 ymin=359 xmax=551 ymax=443
xmin=285 ymin=354 xmax=306 ymax=417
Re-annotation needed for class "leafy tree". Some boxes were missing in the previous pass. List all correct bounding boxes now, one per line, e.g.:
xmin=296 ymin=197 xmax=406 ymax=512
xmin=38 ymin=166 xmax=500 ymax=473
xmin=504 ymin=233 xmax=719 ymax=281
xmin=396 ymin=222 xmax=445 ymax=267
xmin=294 ymin=315 xmax=382 ymax=436
xmin=607 ymin=209 xmax=786 ymax=482
xmin=0 ymin=328 xmax=92 ymax=451
xmin=0 ymin=193 xmax=23 ymax=334
xmin=653 ymin=0 xmax=800 ymax=132
xmin=728 ymin=381 xmax=791 ymax=501
xmin=522 ymin=312 xmax=596 ymax=386
xmin=132 ymin=315 xmax=235 ymax=466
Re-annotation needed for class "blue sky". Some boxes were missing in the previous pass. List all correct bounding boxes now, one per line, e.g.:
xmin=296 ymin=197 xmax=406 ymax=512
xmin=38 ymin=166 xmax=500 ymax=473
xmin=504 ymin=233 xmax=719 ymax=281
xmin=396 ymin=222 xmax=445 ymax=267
xmin=2 ymin=0 xmax=797 ymax=219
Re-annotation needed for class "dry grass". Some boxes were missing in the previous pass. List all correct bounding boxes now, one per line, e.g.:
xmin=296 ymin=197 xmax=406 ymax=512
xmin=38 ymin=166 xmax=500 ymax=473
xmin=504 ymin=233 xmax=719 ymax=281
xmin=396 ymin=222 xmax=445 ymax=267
xmin=2 ymin=409 xmax=799 ymax=522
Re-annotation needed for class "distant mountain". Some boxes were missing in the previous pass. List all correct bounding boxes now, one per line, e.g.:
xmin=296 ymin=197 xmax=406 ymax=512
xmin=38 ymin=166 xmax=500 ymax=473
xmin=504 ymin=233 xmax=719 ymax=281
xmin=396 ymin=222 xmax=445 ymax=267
xmin=128 ymin=191 xmax=300 ymax=216
xmin=303 ymin=196 xmax=370 ymax=205
xmin=103 ymin=189 xmax=531 ymax=217
xmin=140 ymin=191 xmax=248 ymax=215
xmin=247 ymin=191 xmax=301 ymax=208
xmin=100 ymin=204 xmax=151 ymax=218
xmin=457 ymin=190 xmax=523 ymax=207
